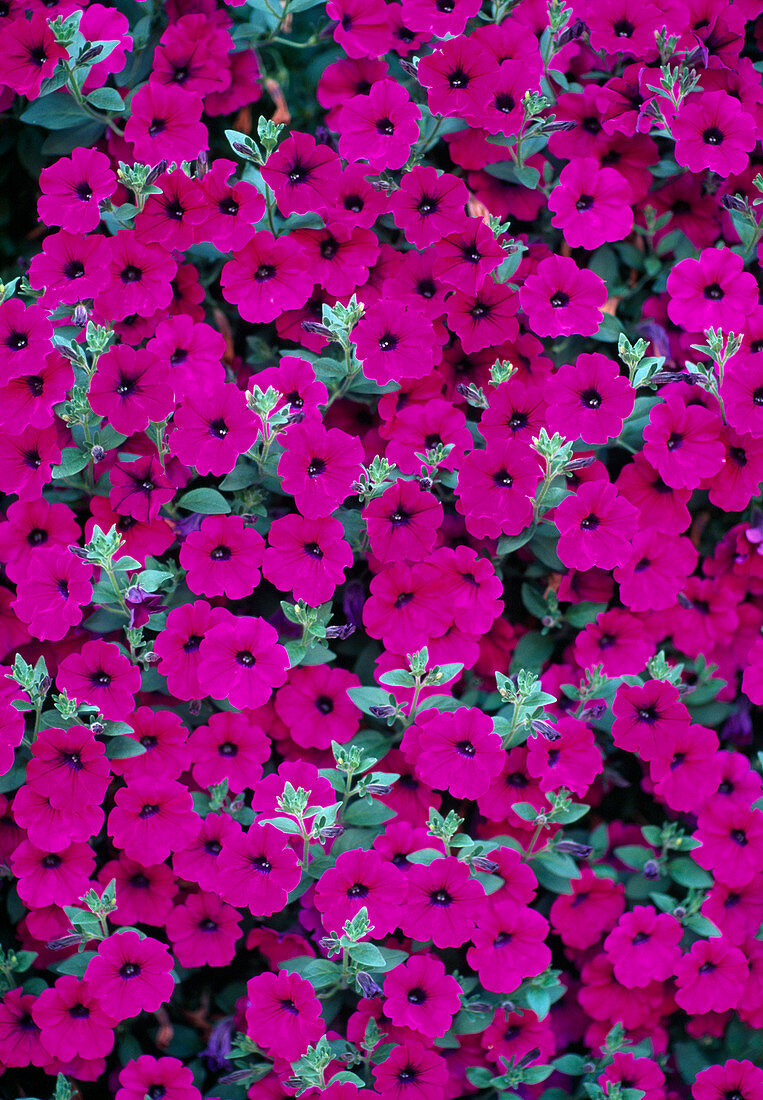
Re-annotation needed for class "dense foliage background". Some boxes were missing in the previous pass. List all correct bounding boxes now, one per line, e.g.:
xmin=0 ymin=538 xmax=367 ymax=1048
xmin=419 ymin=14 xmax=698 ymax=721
xmin=1 ymin=1 xmax=763 ymax=1100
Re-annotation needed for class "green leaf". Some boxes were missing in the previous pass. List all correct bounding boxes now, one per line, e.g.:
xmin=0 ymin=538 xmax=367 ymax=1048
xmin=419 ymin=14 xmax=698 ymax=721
xmin=348 ymin=941 xmax=387 ymax=968
xmin=105 ymin=738 xmax=146 ymax=759
xmin=614 ymin=845 xmax=651 ymax=870
xmin=346 ymin=686 xmax=394 ymax=716
xmin=513 ymin=163 xmax=541 ymax=189
xmin=99 ymin=721 xmax=134 ymax=738
xmin=497 ymin=527 xmax=535 ymax=555
xmin=86 ymin=87 xmax=125 ymax=112
xmin=344 ymin=799 xmax=396 ymax=827
xmin=176 ymin=489 xmax=231 ymax=514
xmin=258 ymin=816 xmax=304 ymax=835
xmin=52 ymin=447 xmax=89 ymax=478
xmin=591 ymin=313 xmax=625 ymax=343
xmin=510 ymin=632 xmax=555 ymax=675
xmin=552 ymin=802 xmax=590 ymax=825
xmin=21 ymin=93 xmax=89 ymax=130
xmin=554 ymin=1055 xmax=588 ymax=1075
xmin=667 ymin=857 xmax=713 ymax=889
xmin=302 ymin=958 xmax=341 ymax=989
xmin=378 ymin=669 xmax=416 ymax=687
xmin=685 ymin=914 xmax=721 ymax=938
xmin=53 ymin=950 xmax=96 ymax=977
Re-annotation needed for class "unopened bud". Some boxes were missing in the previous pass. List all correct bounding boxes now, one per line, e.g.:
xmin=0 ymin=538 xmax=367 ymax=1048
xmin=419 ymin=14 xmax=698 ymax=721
xmin=39 ymin=675 xmax=53 ymax=695
xmin=188 ymin=699 xmax=202 ymax=716
xmin=356 ymin=972 xmax=384 ymax=998
xmin=467 ymin=1001 xmax=493 ymax=1014
xmin=542 ymin=119 xmax=576 ymax=133
xmin=47 ymin=934 xmax=83 ymax=951
xmin=399 ymin=59 xmax=419 ymax=80
xmin=369 ymin=705 xmax=396 ymax=718
xmin=555 ymin=841 xmax=593 ymax=859
xmin=145 ymin=160 xmax=168 ymax=186
xmin=673 ymin=905 xmax=687 ymax=918
xmin=556 ymin=18 xmax=586 ymax=46
xmin=320 ymin=824 xmax=345 ymax=839
xmin=366 ymin=783 xmax=393 ymax=796
xmin=643 ymin=859 xmax=660 ymax=879
xmin=532 ymin=719 xmax=561 ymax=741
xmin=564 ymin=455 xmax=596 ymax=473
xmin=720 ymin=193 xmax=748 ymax=213
xmin=90 ymin=720 xmax=104 ymax=735
xmin=72 ymin=303 xmax=89 ymax=327
xmin=91 ymin=445 xmax=106 ymax=462
xmin=326 ymin=623 xmax=356 ymax=640
xmin=78 ymin=43 xmax=104 ymax=65
xmin=418 ymin=476 xmax=434 ymax=491
xmin=471 ymin=856 xmax=500 ymax=873
xmin=301 ymin=321 xmax=331 ymax=336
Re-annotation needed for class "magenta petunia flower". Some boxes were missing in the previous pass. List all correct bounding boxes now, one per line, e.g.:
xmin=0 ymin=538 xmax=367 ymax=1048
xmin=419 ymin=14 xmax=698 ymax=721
xmin=400 ymin=857 xmax=484 ymax=948
xmin=0 ymin=298 xmax=54 ymax=382
xmin=520 ymin=255 xmax=608 ymax=337
xmin=179 ymin=514 xmax=264 ymax=600
xmin=417 ymin=36 xmax=496 ymax=122
xmin=124 ymin=81 xmax=208 ymax=165
xmin=364 ymin=479 xmax=443 ymax=562
xmin=545 ymin=353 xmax=634 ymax=445
xmin=363 ymin=560 xmax=453 ymax=652
xmin=372 ymin=1040 xmax=448 ymax=1100
xmin=526 ymin=716 xmax=603 ymax=797
xmin=84 ymin=931 xmax=174 ymax=1021
xmin=165 ymin=891 xmax=242 ymax=968
xmin=109 ymin=777 xmax=198 ymax=862
xmin=549 ymin=157 xmax=633 ymax=249
xmin=26 ymin=724 xmax=109 ymax=810
xmin=389 ymin=166 xmax=468 ymax=248
xmin=278 ymin=423 xmax=363 ymax=518
xmin=382 ymin=954 xmax=462 ymax=1039
xmin=12 ymin=547 xmax=92 ymax=641
xmin=694 ymin=802 xmax=763 ymax=889
xmin=0 ymin=987 xmax=48 ymax=1069
xmin=116 ymin=1055 xmax=202 ymax=1100
xmin=4 ymin=12 xmax=68 ymax=98
xmin=315 ymin=848 xmax=403 ymax=936
xmin=262 ymin=131 xmax=341 ymax=216
xmin=550 ymin=867 xmax=625 ymax=950
xmin=197 ymin=612 xmax=289 ymax=709
xmin=555 ymin=479 xmax=638 ymax=571
xmin=188 ymin=711 xmax=269 ymax=793
xmin=216 ymin=822 xmax=301 ymax=915
xmin=604 ymin=906 xmax=683 ymax=989
xmin=467 ymin=900 xmax=551 ymax=994
xmin=33 ymin=977 xmax=116 ymax=1061
xmin=96 ymin=230 xmax=177 ymax=323
xmin=337 ymin=79 xmax=421 ymax=170
xmin=221 ymin=231 xmax=311 ymax=324
xmin=57 ymin=640 xmax=141 ymax=720
xmin=674 ymin=938 xmax=749 ymax=1013
xmin=262 ymin=513 xmax=353 ymax=606
xmin=245 ymin=970 xmax=325 ymax=1063
xmin=643 ymin=392 xmax=725 ymax=490
xmin=134 ymin=169 xmax=208 ymax=252
xmin=354 ymin=299 xmax=440 ymax=385
xmin=153 ymin=600 xmax=230 ymax=701
xmin=672 ymin=90 xmax=756 ymax=177
xmin=403 ymin=707 xmax=504 ymax=800
xmin=667 ymin=248 xmax=759 ymax=331
xmin=37 ymin=147 xmax=116 ymax=233
xmin=89 ymin=344 xmax=173 ymax=437
xmin=692 ymin=1060 xmax=763 ymax=1100
xmin=274 ymin=664 xmax=360 ymax=750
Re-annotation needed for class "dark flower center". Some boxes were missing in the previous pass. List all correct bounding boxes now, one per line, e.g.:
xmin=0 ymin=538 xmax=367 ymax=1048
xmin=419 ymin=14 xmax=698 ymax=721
xmin=304 ymin=542 xmax=323 ymax=559
xmin=580 ymin=514 xmax=599 ymax=531
xmin=390 ymin=509 xmax=410 ymax=526
xmin=210 ymin=545 xmax=232 ymax=561
xmin=448 ymin=68 xmax=469 ymax=88
xmin=394 ymin=591 xmax=414 ymax=608
xmin=42 ymin=853 xmax=61 ymax=868
xmin=235 ymin=650 xmax=256 ymax=667
xmin=199 ymin=918 xmax=218 ymax=931
xmin=576 ymin=193 xmax=595 ymax=211
xmin=119 ymin=962 xmax=141 ymax=978
xmin=494 ymin=93 xmax=516 ymax=113
xmin=219 ymin=740 xmax=238 ymax=756
xmin=407 ymin=987 xmax=427 ymax=1004
xmin=347 ymin=882 xmax=369 ymax=898
xmin=148 ymin=118 xmax=166 ymax=137
xmin=379 ymin=332 xmax=399 ymax=351
xmin=139 ymin=803 xmax=160 ymax=818
xmin=613 ymin=18 xmax=634 ymax=35
xmin=315 ymin=694 xmax=334 ymax=714
xmin=205 ymin=840 xmax=222 ymax=855
xmin=494 ymin=931 xmax=513 ymax=947
xmin=116 ymin=374 xmax=136 ymax=397
xmin=581 ymin=388 xmax=602 ymax=409
xmin=702 ymin=126 xmax=723 ymax=145
xmin=308 ymin=457 xmax=326 ymax=477
xmin=376 ymin=117 xmax=395 ymax=136
xmin=92 ymin=670 xmax=111 ymax=686
xmin=704 ymin=282 xmax=724 ymax=300
xmin=582 ymin=115 xmax=601 ymax=134
xmin=455 ymin=739 xmax=476 ymax=757
xmin=64 ymin=259 xmax=86 ymax=279
xmin=418 ymin=195 xmax=439 ymax=215
xmin=430 ymin=889 xmax=452 ymax=906
xmin=121 ymin=264 xmax=142 ymax=283
xmin=753 ymin=387 xmax=763 ymax=406
xmin=251 ymin=855 xmax=272 ymax=872
xmin=209 ymin=418 xmax=228 ymax=438
xmin=550 ymin=290 xmax=569 ymax=307
xmin=184 ymin=634 xmax=203 ymax=652
xmin=69 ymin=1003 xmax=90 ymax=1019
xmin=320 ymin=237 xmax=339 ymax=260
xmin=7 ymin=330 xmax=28 ymax=350
xmin=730 ymin=829 xmax=747 ymax=846
xmin=219 ymin=197 xmax=239 ymax=216
xmin=254 ymin=264 xmax=276 ymax=281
